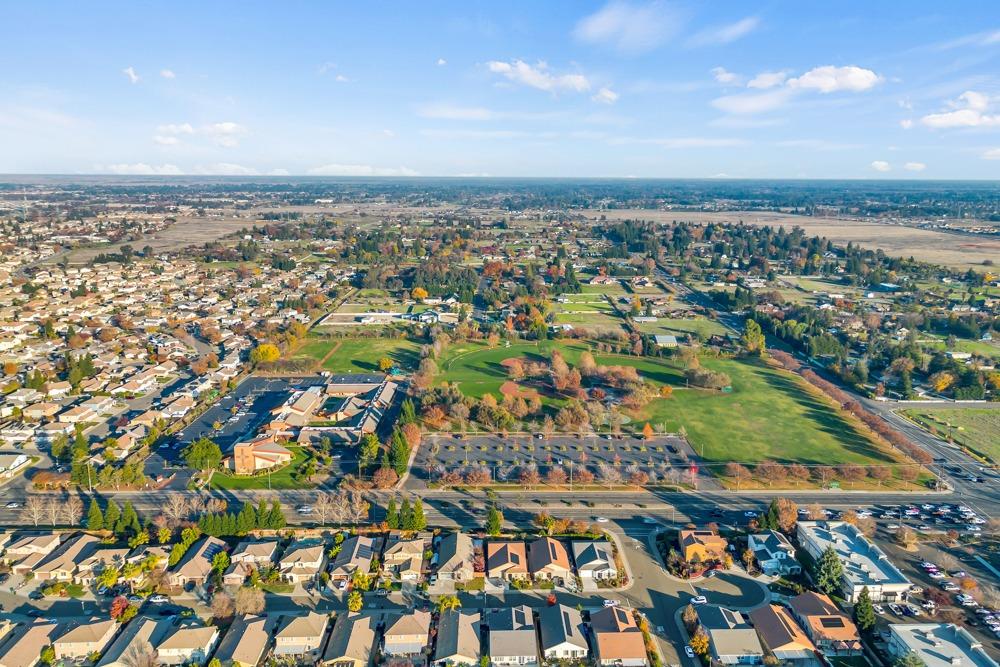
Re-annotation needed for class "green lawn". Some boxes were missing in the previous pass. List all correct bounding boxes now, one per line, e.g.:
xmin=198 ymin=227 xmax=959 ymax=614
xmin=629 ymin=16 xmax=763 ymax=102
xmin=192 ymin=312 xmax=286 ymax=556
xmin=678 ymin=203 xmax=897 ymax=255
xmin=630 ymin=357 xmax=903 ymax=468
xmin=902 ymin=408 xmax=1000 ymax=463
xmin=293 ymin=336 xmax=421 ymax=373
xmin=633 ymin=317 xmax=728 ymax=339
xmin=211 ymin=445 xmax=316 ymax=490
xmin=438 ymin=340 xmax=592 ymax=399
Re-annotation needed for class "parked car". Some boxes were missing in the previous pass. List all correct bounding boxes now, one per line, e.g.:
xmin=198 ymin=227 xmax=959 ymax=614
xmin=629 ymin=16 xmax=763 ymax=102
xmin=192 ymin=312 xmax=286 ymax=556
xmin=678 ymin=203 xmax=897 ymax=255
xmin=150 ymin=595 xmax=169 ymax=603
xmin=873 ymin=604 xmax=885 ymax=614
xmin=690 ymin=596 xmax=708 ymax=605
xmin=888 ymin=603 xmax=903 ymax=615
xmin=603 ymin=599 xmax=619 ymax=607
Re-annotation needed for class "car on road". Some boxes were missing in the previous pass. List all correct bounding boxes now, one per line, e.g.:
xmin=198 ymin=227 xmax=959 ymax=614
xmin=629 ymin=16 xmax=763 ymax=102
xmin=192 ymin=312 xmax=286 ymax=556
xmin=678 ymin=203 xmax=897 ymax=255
xmin=297 ymin=505 xmax=313 ymax=515
xmin=942 ymin=582 xmax=960 ymax=592
xmin=705 ymin=570 xmax=717 ymax=578
xmin=376 ymin=589 xmax=389 ymax=596
xmin=128 ymin=595 xmax=144 ymax=604
xmin=642 ymin=517 xmax=658 ymax=525
xmin=685 ymin=647 xmax=695 ymax=659
xmin=150 ymin=595 xmax=169 ymax=603
xmin=744 ymin=510 xmax=758 ymax=517
xmin=690 ymin=596 xmax=708 ymax=605
xmin=595 ymin=517 xmax=609 ymax=523
xmin=4 ymin=501 xmax=20 ymax=509
xmin=603 ymin=599 xmax=618 ymax=607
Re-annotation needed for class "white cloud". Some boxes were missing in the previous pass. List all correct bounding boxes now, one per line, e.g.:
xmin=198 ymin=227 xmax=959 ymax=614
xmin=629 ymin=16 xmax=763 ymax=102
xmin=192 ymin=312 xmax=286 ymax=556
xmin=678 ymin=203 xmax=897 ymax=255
xmin=307 ymin=163 xmax=419 ymax=176
xmin=192 ymin=163 xmax=259 ymax=175
xmin=920 ymin=91 xmax=999 ymax=128
xmin=871 ymin=160 xmax=891 ymax=172
xmin=203 ymin=121 xmax=248 ymax=147
xmin=103 ymin=162 xmax=182 ymax=175
xmin=900 ymin=119 xmax=914 ymax=129
xmin=904 ymin=162 xmax=926 ymax=171
xmin=437 ymin=58 xmax=447 ymax=66
xmin=152 ymin=135 xmax=179 ymax=146
xmin=982 ymin=148 xmax=1000 ymax=160
xmin=747 ymin=70 xmax=788 ymax=89
xmin=335 ymin=74 xmax=350 ymax=83
xmin=592 ymin=87 xmax=620 ymax=104
xmin=573 ymin=1 xmax=682 ymax=54
xmin=157 ymin=123 xmax=195 ymax=135
xmin=486 ymin=60 xmax=590 ymax=93
xmin=711 ymin=88 xmax=793 ymax=114
xmin=269 ymin=168 xmax=290 ymax=175
xmin=689 ymin=16 xmax=759 ymax=46
xmin=787 ymin=65 xmax=882 ymax=93
xmin=160 ymin=69 xmax=176 ymax=79
xmin=122 ymin=67 xmax=140 ymax=84
xmin=711 ymin=67 xmax=741 ymax=85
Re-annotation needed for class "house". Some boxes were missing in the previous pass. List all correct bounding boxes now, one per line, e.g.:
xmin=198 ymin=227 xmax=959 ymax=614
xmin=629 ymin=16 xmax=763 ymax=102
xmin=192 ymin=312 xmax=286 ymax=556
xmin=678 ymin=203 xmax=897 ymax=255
xmin=527 ymin=538 xmax=572 ymax=583
xmin=487 ymin=605 xmax=538 ymax=667
xmin=328 ymin=536 xmax=380 ymax=581
xmin=279 ymin=540 xmax=327 ymax=584
xmin=223 ymin=540 xmax=279 ymax=586
xmin=96 ymin=616 xmax=173 ymax=667
xmin=572 ymin=541 xmax=618 ymax=581
xmin=214 ymin=615 xmax=275 ymax=667
xmin=538 ymin=605 xmax=588 ymax=661
xmin=35 ymin=533 xmax=101 ymax=581
xmin=487 ymin=542 xmax=529 ymax=581
xmin=382 ymin=611 xmax=431 ymax=657
xmin=653 ymin=335 xmax=678 ymax=348
xmin=747 ymin=531 xmax=801 ymax=576
xmin=678 ymin=529 xmax=728 ymax=564
xmin=886 ymin=623 xmax=998 ymax=667
xmin=382 ymin=538 xmax=425 ymax=581
xmin=0 ymin=454 xmax=29 ymax=479
xmin=437 ymin=533 xmax=475 ymax=582
xmin=321 ymin=614 xmax=376 ymax=667
xmin=5 ymin=533 xmax=62 ymax=575
xmin=156 ymin=625 xmax=220 ymax=666
xmin=788 ymin=592 xmax=862 ymax=656
xmin=168 ymin=536 xmax=227 ymax=588
xmin=590 ymin=606 xmax=648 ymax=667
xmin=273 ymin=612 xmax=330 ymax=662
xmin=796 ymin=521 xmax=910 ymax=602
xmin=696 ymin=606 xmax=763 ymax=666
xmin=76 ymin=547 xmax=130 ymax=586
xmin=748 ymin=605 xmax=816 ymax=662
xmin=53 ymin=619 xmax=118 ymax=662
xmin=0 ymin=620 xmax=60 ymax=667
xmin=231 ymin=435 xmax=293 ymax=475
xmin=434 ymin=610 xmax=481 ymax=667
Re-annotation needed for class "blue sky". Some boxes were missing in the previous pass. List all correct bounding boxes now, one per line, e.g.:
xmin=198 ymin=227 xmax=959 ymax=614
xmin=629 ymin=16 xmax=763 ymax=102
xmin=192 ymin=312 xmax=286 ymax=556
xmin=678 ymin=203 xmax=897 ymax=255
xmin=2 ymin=1 xmax=999 ymax=178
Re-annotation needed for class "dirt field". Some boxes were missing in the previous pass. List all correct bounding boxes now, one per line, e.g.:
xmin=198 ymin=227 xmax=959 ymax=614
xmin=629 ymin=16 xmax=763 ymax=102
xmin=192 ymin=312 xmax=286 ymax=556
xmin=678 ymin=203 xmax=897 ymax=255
xmin=576 ymin=209 xmax=999 ymax=270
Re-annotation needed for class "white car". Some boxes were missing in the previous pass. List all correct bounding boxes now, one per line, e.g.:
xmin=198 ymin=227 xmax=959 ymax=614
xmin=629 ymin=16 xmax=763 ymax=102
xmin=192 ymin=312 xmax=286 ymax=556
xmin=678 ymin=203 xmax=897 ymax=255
xmin=873 ymin=604 xmax=885 ymax=614
xmin=595 ymin=517 xmax=609 ymax=523
xmin=888 ymin=603 xmax=903 ymax=615
xmin=150 ymin=594 xmax=169 ymax=603
xmin=297 ymin=505 xmax=313 ymax=515
xmin=690 ymin=596 xmax=708 ymax=605
xmin=603 ymin=599 xmax=619 ymax=607
xmin=4 ymin=502 xmax=19 ymax=509
xmin=744 ymin=510 xmax=758 ymax=517
xmin=685 ymin=647 xmax=695 ymax=659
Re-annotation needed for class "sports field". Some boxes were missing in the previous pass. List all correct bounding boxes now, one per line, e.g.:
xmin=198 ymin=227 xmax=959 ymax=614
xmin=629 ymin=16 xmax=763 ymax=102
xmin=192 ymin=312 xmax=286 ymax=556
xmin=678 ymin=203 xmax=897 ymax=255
xmin=902 ymin=408 xmax=1000 ymax=463
xmin=293 ymin=335 xmax=421 ymax=373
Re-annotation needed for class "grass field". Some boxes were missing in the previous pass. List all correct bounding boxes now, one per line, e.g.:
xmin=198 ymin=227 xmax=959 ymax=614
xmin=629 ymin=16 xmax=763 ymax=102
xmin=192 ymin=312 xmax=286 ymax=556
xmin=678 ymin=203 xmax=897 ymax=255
xmin=633 ymin=317 xmax=728 ymax=340
xmin=628 ymin=357 xmax=903 ymax=468
xmin=438 ymin=340 xmax=592 ymax=399
xmin=211 ymin=445 xmax=314 ymax=490
xmin=902 ymin=408 xmax=1000 ymax=463
xmin=293 ymin=336 xmax=421 ymax=373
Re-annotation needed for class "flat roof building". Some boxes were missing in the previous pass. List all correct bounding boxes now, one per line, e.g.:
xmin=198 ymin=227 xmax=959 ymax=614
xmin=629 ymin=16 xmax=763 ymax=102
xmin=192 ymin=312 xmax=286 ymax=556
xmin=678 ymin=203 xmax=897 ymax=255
xmin=887 ymin=624 xmax=997 ymax=667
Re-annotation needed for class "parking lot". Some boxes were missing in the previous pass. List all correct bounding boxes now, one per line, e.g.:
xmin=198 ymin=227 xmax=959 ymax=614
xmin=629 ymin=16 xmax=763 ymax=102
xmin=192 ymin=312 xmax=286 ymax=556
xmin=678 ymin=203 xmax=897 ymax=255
xmin=410 ymin=433 xmax=698 ymax=487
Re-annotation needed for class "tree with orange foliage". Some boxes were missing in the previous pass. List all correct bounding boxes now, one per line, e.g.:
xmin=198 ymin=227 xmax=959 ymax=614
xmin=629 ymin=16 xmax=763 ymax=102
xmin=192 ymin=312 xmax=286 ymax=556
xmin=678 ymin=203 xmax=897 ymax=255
xmin=642 ymin=422 xmax=654 ymax=440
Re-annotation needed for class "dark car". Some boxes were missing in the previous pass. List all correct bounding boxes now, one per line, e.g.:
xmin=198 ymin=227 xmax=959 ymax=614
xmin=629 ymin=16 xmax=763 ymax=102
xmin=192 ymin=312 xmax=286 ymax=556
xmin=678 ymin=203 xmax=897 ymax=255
xmin=0 ymin=573 xmax=9 ymax=584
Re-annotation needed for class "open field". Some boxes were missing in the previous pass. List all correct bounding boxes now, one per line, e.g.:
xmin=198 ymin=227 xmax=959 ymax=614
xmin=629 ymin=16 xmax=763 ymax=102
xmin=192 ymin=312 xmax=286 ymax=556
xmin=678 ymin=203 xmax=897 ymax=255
xmin=577 ymin=209 xmax=1000 ymax=270
xmin=633 ymin=317 xmax=728 ymax=340
xmin=902 ymin=408 xmax=1000 ymax=463
xmin=293 ymin=335 xmax=421 ymax=373
xmin=628 ymin=357 xmax=905 ymax=468
xmin=438 ymin=340 xmax=591 ymax=400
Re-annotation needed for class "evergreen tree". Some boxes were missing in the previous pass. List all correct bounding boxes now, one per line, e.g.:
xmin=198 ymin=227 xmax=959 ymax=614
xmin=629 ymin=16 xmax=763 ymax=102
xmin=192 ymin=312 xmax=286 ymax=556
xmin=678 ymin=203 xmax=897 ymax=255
xmin=256 ymin=500 xmax=268 ymax=528
xmin=386 ymin=498 xmax=399 ymax=529
xmin=853 ymin=586 xmax=877 ymax=632
xmin=399 ymin=399 xmax=417 ymax=425
xmin=86 ymin=499 xmax=104 ymax=531
xmin=399 ymin=498 xmax=412 ymax=530
xmin=486 ymin=504 xmax=503 ymax=536
xmin=390 ymin=430 xmax=410 ymax=476
xmin=119 ymin=502 xmax=140 ymax=537
xmin=815 ymin=545 xmax=845 ymax=596
xmin=104 ymin=500 xmax=121 ymax=533
xmin=410 ymin=498 xmax=427 ymax=531
xmin=268 ymin=501 xmax=286 ymax=529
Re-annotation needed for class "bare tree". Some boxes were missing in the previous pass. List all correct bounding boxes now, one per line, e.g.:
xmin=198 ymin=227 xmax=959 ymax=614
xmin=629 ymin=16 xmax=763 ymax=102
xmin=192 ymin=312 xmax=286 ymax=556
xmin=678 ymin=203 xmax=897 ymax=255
xmin=121 ymin=642 xmax=158 ymax=667
xmin=210 ymin=592 xmax=234 ymax=622
xmin=25 ymin=495 xmax=45 ymax=526
xmin=346 ymin=490 xmax=370 ymax=524
xmin=314 ymin=493 xmax=336 ymax=526
xmin=46 ymin=495 xmax=62 ymax=526
xmin=63 ymin=495 xmax=84 ymax=526
xmin=162 ymin=494 xmax=189 ymax=525
xmin=235 ymin=586 xmax=265 ymax=615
